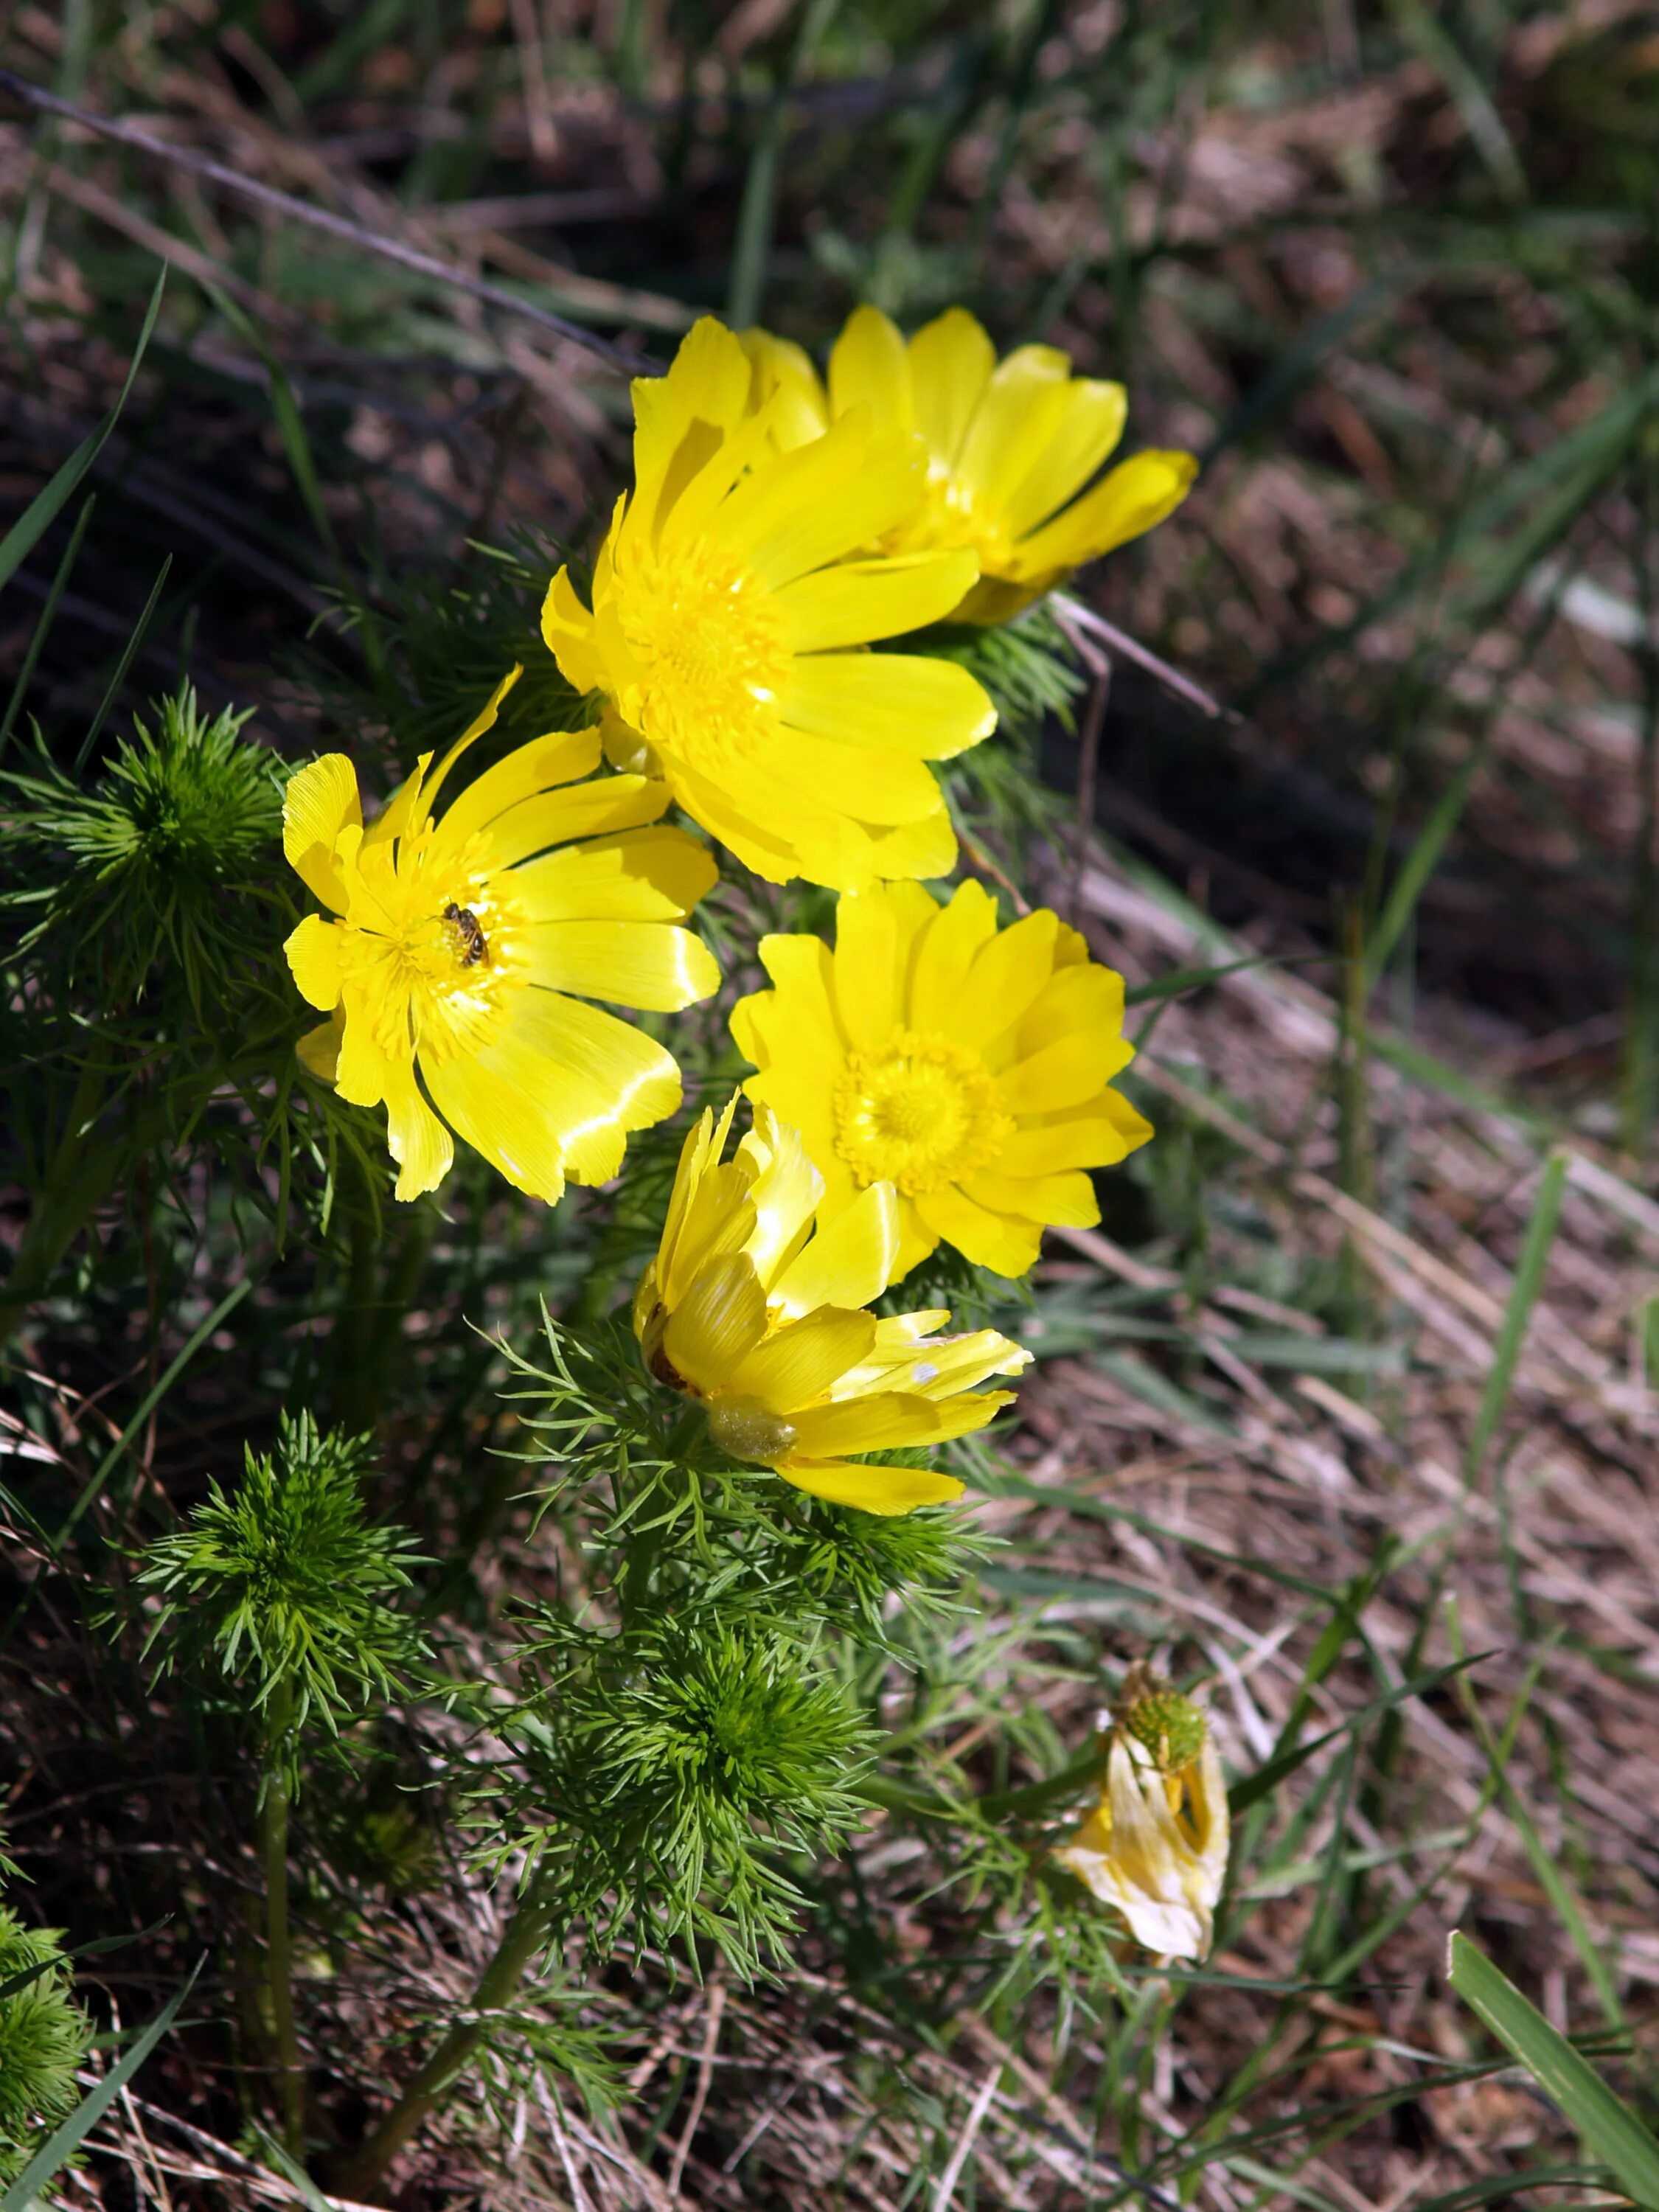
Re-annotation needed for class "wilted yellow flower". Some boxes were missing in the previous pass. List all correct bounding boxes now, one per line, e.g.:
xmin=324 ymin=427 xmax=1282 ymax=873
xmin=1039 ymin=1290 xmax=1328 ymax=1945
xmin=633 ymin=1099 xmax=1030 ymax=1515
xmin=730 ymin=877 xmax=1152 ymax=1281
xmin=541 ymin=316 xmax=998 ymax=892
xmin=743 ymin=305 xmax=1196 ymax=624
xmin=283 ymin=669 xmax=719 ymax=1203
xmin=1053 ymin=1674 xmax=1229 ymax=1962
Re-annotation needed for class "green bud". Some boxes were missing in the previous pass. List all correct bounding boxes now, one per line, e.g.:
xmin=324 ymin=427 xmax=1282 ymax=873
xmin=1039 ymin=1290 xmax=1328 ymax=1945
xmin=1118 ymin=1677 xmax=1207 ymax=1775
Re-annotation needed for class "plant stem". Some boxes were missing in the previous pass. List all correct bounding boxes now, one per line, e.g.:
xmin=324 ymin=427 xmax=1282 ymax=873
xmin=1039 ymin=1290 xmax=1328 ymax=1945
xmin=260 ymin=1680 xmax=304 ymax=2155
xmin=330 ymin=1883 xmax=554 ymax=2198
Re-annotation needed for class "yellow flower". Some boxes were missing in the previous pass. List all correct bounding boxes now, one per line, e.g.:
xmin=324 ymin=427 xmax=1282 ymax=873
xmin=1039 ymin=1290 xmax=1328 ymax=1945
xmin=540 ymin=316 xmax=998 ymax=892
xmin=729 ymin=877 xmax=1152 ymax=1281
xmin=743 ymin=306 xmax=1197 ymax=624
xmin=1053 ymin=1676 xmax=1229 ymax=1961
xmin=633 ymin=1098 xmax=1030 ymax=1516
xmin=282 ymin=668 xmax=720 ymax=1204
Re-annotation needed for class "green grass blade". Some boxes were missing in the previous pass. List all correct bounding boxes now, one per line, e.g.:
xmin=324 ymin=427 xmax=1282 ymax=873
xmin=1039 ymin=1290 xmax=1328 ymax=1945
xmin=726 ymin=0 xmax=844 ymax=327
xmin=0 ymin=1957 xmax=201 ymax=2212
xmin=1447 ymin=1933 xmax=1659 ymax=2205
xmin=52 ymin=1276 xmax=254 ymax=1550
xmin=1463 ymin=1148 xmax=1568 ymax=1484
xmin=73 ymin=553 xmax=172 ymax=776
xmin=1228 ymin=1653 xmax=1489 ymax=1817
xmin=0 ymin=267 xmax=165 ymax=595
xmin=0 ymin=490 xmax=95 ymax=761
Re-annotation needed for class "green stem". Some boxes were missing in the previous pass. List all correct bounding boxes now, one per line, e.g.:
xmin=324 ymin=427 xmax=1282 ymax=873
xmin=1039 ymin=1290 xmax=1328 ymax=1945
xmin=261 ymin=1681 xmax=303 ymax=2155
xmin=330 ymin=1883 xmax=554 ymax=2198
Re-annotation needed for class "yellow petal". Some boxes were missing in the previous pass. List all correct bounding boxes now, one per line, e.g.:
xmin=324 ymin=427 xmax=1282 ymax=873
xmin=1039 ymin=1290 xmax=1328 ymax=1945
xmin=837 ymin=1323 xmax=1029 ymax=1400
xmin=774 ymin=1458 xmax=964 ymax=1515
xmin=727 ymin=1306 xmax=877 ymax=1411
xmin=659 ymin=1100 xmax=748 ymax=1308
xmin=283 ymin=754 xmax=361 ymax=909
xmin=771 ymin=1184 xmax=901 ymax=1319
xmin=950 ymin=908 xmax=1060 ymax=1052
xmin=771 ymin=550 xmax=979 ymax=653
xmin=867 ymin=807 xmax=958 ymax=884
xmin=507 ymin=992 xmax=684 ymax=1184
xmin=908 ymin=308 xmax=996 ymax=467
xmin=510 ymin=820 xmax=710 ymax=925
xmin=663 ymin=1251 xmax=769 ymax=1394
xmin=712 ymin=414 xmax=925 ymax=589
xmin=754 ymin=931 xmax=844 ymax=1044
xmin=383 ymin=1061 xmax=454 ymax=1202
xmin=1001 ymin=1031 xmax=1130 ymax=1115
xmin=296 ymin=1012 xmax=343 ymax=1083
xmin=999 ymin=378 xmax=1127 ymax=541
xmin=740 ymin=1110 xmax=824 ymax=1288
xmin=1009 ymin=450 xmax=1197 ymax=582
xmin=483 ymin=773 xmax=671 ymax=869
xmin=740 ymin=327 xmax=830 ymax=451
xmin=540 ymin=565 xmax=607 ymax=695
xmin=634 ymin=319 xmax=753 ymax=528
xmin=827 ymin=304 xmax=914 ymax=431
xmin=913 ymin=1182 xmax=1043 ymax=1276
xmin=284 ymin=914 xmax=343 ymax=1012
xmin=780 ymin=731 xmax=945 ymax=824
xmin=955 ymin=346 xmax=1074 ymax=515
xmin=998 ymin=1107 xmax=1150 ymax=1174
xmin=432 ymin=727 xmax=604 ymax=857
xmin=335 ymin=990 xmax=402 ymax=1109
xmin=788 ymin=1386 xmax=1009 ymax=1457
xmin=832 ymin=886 xmax=908 ymax=1051
xmin=422 ymin=1034 xmax=569 ymax=1203
xmin=523 ymin=920 xmax=720 ymax=1010
xmin=666 ymin=759 xmax=805 ymax=886
xmin=908 ymin=878 xmax=999 ymax=1035
xmin=961 ymin=1166 xmax=1099 ymax=1228
xmin=781 ymin=653 xmax=996 ymax=759
xmin=417 ymin=666 xmax=524 ymax=827
xmin=1014 ymin=960 xmax=1129 ymax=1062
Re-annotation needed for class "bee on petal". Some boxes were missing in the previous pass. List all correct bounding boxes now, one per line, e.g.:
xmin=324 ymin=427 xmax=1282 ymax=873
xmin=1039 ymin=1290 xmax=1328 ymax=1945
xmin=1053 ymin=1666 xmax=1230 ymax=1963
xmin=282 ymin=668 xmax=721 ymax=1204
xmin=633 ymin=1098 xmax=1030 ymax=1517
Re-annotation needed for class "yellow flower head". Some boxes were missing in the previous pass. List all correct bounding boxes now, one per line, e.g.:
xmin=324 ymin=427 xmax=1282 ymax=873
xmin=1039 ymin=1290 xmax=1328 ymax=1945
xmin=282 ymin=668 xmax=720 ymax=1204
xmin=540 ymin=316 xmax=998 ymax=892
xmin=730 ymin=877 xmax=1152 ymax=1281
xmin=633 ymin=1098 xmax=1030 ymax=1517
xmin=1053 ymin=1672 xmax=1229 ymax=1961
xmin=743 ymin=305 xmax=1197 ymax=624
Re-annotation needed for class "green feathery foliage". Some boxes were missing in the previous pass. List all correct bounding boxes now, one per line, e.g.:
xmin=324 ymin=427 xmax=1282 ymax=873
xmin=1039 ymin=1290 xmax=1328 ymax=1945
xmin=135 ymin=1411 xmax=430 ymax=1775
xmin=4 ymin=686 xmax=285 ymax=1017
xmin=0 ymin=1903 xmax=92 ymax=2185
xmin=504 ymin=1613 xmax=871 ymax=1978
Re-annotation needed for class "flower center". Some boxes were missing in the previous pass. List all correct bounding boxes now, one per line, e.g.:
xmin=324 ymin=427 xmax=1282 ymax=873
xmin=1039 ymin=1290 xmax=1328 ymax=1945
xmin=832 ymin=1027 xmax=1013 ymax=1196
xmin=887 ymin=468 xmax=1014 ymax=574
xmin=611 ymin=535 xmax=790 ymax=771
xmin=339 ymin=832 xmax=528 ymax=1068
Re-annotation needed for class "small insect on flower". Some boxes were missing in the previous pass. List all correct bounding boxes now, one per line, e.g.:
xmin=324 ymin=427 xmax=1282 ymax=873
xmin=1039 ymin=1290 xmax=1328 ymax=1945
xmin=743 ymin=305 xmax=1197 ymax=625
xmin=282 ymin=667 xmax=721 ymax=1203
xmin=1052 ymin=1665 xmax=1230 ymax=1963
xmin=632 ymin=1098 xmax=1030 ymax=1515
xmin=541 ymin=316 xmax=998 ymax=891
xmin=731 ymin=877 xmax=1152 ymax=1280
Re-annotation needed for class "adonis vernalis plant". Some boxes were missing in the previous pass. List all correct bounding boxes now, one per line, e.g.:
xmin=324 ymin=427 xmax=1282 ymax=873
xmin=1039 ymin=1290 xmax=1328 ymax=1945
xmin=282 ymin=667 xmax=720 ymax=1201
xmin=541 ymin=316 xmax=998 ymax=889
xmin=743 ymin=305 xmax=1197 ymax=624
xmin=732 ymin=877 xmax=1152 ymax=1278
